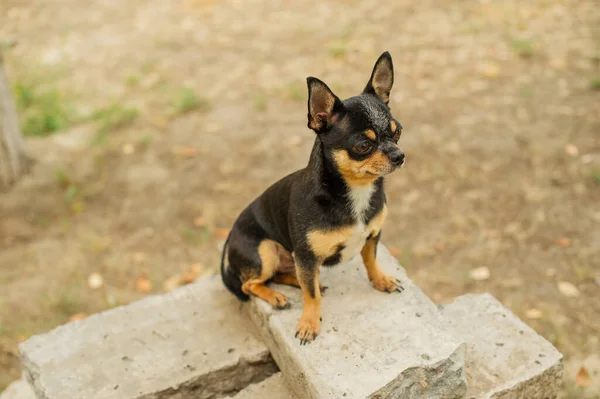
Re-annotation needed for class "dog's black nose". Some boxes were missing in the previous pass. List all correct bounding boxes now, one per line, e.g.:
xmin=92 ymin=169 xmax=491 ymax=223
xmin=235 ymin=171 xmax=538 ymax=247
xmin=389 ymin=151 xmax=405 ymax=165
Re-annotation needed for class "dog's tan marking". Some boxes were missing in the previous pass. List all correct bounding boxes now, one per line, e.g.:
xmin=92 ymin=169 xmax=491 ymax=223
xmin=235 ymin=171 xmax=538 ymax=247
xmin=360 ymin=206 xmax=400 ymax=292
xmin=272 ymin=272 xmax=328 ymax=294
xmin=272 ymin=273 xmax=300 ymax=287
xmin=366 ymin=204 xmax=388 ymax=236
xmin=245 ymin=282 xmax=290 ymax=309
xmin=390 ymin=120 xmax=397 ymax=132
xmin=295 ymin=267 xmax=321 ymax=343
xmin=365 ymin=129 xmax=377 ymax=141
xmin=241 ymin=239 xmax=290 ymax=309
xmin=307 ymin=226 xmax=354 ymax=260
xmin=333 ymin=149 xmax=392 ymax=188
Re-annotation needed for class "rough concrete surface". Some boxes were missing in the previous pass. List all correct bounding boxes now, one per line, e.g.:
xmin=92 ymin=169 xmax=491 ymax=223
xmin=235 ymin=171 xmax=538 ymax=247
xmin=245 ymin=245 xmax=467 ymax=399
xmin=0 ymin=378 xmax=35 ymax=399
xmin=19 ymin=279 xmax=278 ymax=399
xmin=439 ymin=293 xmax=563 ymax=399
xmin=228 ymin=373 xmax=293 ymax=399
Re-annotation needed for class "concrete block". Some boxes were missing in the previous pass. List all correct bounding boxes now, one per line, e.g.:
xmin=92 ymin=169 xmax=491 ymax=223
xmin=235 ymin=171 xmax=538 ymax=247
xmin=245 ymin=245 xmax=467 ymax=399
xmin=439 ymin=293 xmax=563 ymax=399
xmin=228 ymin=373 xmax=293 ymax=399
xmin=0 ymin=379 xmax=35 ymax=399
xmin=19 ymin=279 xmax=278 ymax=399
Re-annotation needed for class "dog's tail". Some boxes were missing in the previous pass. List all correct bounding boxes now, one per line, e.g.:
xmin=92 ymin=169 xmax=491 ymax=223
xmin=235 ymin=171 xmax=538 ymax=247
xmin=220 ymin=234 xmax=249 ymax=301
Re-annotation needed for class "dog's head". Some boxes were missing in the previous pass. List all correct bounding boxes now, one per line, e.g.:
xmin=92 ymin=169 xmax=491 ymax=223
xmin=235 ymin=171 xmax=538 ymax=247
xmin=306 ymin=52 xmax=404 ymax=186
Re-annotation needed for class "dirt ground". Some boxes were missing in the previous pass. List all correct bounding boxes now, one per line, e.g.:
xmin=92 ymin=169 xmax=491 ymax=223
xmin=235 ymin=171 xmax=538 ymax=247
xmin=1 ymin=0 xmax=599 ymax=395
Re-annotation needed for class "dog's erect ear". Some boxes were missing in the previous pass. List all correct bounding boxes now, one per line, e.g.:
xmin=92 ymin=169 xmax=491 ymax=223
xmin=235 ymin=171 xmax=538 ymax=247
xmin=307 ymin=77 xmax=343 ymax=133
xmin=363 ymin=51 xmax=394 ymax=104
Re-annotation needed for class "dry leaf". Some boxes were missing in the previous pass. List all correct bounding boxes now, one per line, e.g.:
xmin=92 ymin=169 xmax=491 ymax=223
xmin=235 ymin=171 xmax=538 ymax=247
xmin=525 ymin=308 xmax=543 ymax=319
xmin=171 ymin=147 xmax=197 ymax=157
xmin=564 ymin=144 xmax=579 ymax=157
xmin=193 ymin=217 xmax=206 ymax=227
xmin=163 ymin=275 xmax=182 ymax=292
xmin=469 ymin=267 xmax=491 ymax=281
xmin=555 ymin=238 xmax=571 ymax=248
xmin=136 ymin=276 xmax=153 ymax=293
xmin=557 ymin=281 xmax=580 ymax=297
xmin=183 ymin=147 xmax=197 ymax=157
xmin=87 ymin=273 xmax=104 ymax=289
xmin=69 ymin=313 xmax=87 ymax=322
xmin=576 ymin=367 xmax=592 ymax=387
xmin=182 ymin=264 xmax=203 ymax=284
xmin=388 ymin=247 xmax=402 ymax=257
xmin=214 ymin=228 xmax=230 ymax=240
xmin=478 ymin=61 xmax=501 ymax=79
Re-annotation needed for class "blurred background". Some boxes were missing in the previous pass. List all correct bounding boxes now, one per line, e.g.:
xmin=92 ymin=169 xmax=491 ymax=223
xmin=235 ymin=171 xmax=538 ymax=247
xmin=0 ymin=0 xmax=599 ymax=396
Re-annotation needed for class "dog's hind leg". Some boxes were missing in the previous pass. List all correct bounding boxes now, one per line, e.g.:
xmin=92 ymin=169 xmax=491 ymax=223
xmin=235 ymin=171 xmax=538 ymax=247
xmin=241 ymin=239 xmax=291 ymax=309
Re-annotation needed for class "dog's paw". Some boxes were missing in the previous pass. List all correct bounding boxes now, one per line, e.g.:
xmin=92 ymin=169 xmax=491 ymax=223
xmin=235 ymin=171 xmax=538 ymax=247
xmin=295 ymin=317 xmax=321 ymax=345
xmin=270 ymin=292 xmax=291 ymax=310
xmin=371 ymin=273 xmax=404 ymax=293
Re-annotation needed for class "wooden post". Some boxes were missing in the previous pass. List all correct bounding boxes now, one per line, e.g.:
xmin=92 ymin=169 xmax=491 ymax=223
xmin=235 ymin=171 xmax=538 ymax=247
xmin=0 ymin=51 xmax=29 ymax=190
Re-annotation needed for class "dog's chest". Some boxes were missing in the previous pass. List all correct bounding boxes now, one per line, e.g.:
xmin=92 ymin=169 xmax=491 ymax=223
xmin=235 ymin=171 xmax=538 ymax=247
xmin=307 ymin=184 xmax=387 ymax=265
xmin=337 ymin=224 xmax=370 ymax=262
xmin=338 ymin=185 xmax=375 ymax=261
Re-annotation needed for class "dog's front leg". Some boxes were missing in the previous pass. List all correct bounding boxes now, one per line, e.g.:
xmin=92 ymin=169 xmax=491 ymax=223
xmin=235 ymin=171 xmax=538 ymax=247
xmin=294 ymin=258 xmax=321 ymax=345
xmin=361 ymin=232 xmax=404 ymax=293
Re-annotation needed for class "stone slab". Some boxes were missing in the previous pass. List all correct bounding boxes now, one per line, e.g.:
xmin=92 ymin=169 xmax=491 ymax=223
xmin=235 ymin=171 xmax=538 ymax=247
xmin=19 ymin=279 xmax=278 ymax=399
xmin=228 ymin=373 xmax=293 ymax=399
xmin=0 ymin=378 xmax=36 ymax=399
xmin=245 ymin=245 xmax=467 ymax=399
xmin=439 ymin=293 xmax=563 ymax=399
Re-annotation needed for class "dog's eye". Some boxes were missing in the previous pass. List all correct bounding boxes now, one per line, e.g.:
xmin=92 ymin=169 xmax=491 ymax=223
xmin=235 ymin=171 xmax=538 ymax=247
xmin=393 ymin=130 xmax=402 ymax=141
xmin=354 ymin=142 xmax=372 ymax=153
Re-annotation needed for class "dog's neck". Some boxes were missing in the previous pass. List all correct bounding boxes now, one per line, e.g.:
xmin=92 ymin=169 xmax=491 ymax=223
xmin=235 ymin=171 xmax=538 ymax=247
xmin=306 ymin=137 xmax=347 ymax=194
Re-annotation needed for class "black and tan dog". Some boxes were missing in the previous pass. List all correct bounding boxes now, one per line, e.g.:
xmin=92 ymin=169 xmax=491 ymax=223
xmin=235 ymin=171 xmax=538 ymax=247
xmin=221 ymin=52 xmax=404 ymax=344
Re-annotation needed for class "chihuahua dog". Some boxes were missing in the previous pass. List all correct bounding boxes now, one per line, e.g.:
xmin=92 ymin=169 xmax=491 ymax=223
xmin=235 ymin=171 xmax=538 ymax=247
xmin=221 ymin=52 xmax=404 ymax=344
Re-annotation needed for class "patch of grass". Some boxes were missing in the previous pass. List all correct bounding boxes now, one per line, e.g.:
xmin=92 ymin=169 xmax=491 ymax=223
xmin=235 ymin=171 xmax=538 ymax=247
xmin=55 ymin=167 xmax=83 ymax=212
xmin=140 ymin=134 xmax=153 ymax=148
xmin=55 ymin=167 xmax=71 ymax=187
xmin=590 ymin=76 xmax=600 ymax=90
xmin=181 ymin=227 xmax=210 ymax=245
xmin=13 ymin=82 xmax=75 ymax=137
xmin=92 ymin=104 xmax=138 ymax=131
xmin=511 ymin=39 xmax=534 ymax=58
xmin=91 ymin=103 xmax=139 ymax=144
xmin=254 ymin=93 xmax=267 ymax=111
xmin=125 ymin=74 xmax=140 ymax=87
xmin=328 ymin=41 xmax=348 ymax=57
xmin=520 ymin=87 xmax=532 ymax=98
xmin=173 ymin=87 xmax=210 ymax=115
xmin=49 ymin=291 xmax=81 ymax=317
xmin=591 ymin=169 xmax=600 ymax=184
